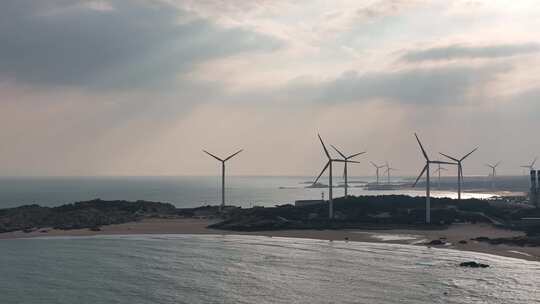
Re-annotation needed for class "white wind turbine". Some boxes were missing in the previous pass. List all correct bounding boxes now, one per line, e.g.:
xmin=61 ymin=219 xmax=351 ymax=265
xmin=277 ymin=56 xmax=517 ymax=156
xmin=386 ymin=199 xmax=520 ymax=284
xmin=433 ymin=163 xmax=448 ymax=190
xmin=313 ymin=134 xmax=355 ymax=219
xmin=521 ymin=157 xmax=537 ymax=172
xmin=439 ymin=147 xmax=478 ymax=200
xmin=370 ymin=162 xmax=385 ymax=185
xmin=521 ymin=157 xmax=537 ymax=187
xmin=384 ymin=161 xmax=398 ymax=184
xmin=331 ymin=145 xmax=366 ymax=197
xmin=485 ymin=162 xmax=501 ymax=191
xmin=203 ymin=149 xmax=243 ymax=212
xmin=413 ymin=133 xmax=456 ymax=224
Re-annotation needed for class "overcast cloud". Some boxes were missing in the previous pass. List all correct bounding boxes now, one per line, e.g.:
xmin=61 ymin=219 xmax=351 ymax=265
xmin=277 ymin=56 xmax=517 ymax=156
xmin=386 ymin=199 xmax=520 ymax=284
xmin=402 ymin=43 xmax=540 ymax=62
xmin=0 ymin=0 xmax=281 ymax=88
xmin=0 ymin=0 xmax=539 ymax=176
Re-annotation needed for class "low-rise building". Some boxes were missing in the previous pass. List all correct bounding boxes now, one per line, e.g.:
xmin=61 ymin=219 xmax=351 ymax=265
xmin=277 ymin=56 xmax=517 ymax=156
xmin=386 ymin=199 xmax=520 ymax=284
xmin=294 ymin=199 xmax=324 ymax=207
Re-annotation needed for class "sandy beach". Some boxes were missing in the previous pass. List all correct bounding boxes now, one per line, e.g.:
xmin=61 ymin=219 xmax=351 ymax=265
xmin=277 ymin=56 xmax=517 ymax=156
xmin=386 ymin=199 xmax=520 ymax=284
xmin=1 ymin=218 xmax=538 ymax=262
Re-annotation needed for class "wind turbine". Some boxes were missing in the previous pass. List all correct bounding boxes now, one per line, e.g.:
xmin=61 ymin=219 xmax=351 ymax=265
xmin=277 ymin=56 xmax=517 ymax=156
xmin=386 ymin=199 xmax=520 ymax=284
xmin=521 ymin=157 xmax=538 ymax=187
xmin=313 ymin=134 xmax=355 ymax=219
xmin=370 ymin=162 xmax=385 ymax=185
xmin=485 ymin=162 xmax=501 ymax=191
xmin=413 ymin=133 xmax=456 ymax=224
xmin=331 ymin=145 xmax=366 ymax=197
xmin=384 ymin=161 xmax=398 ymax=184
xmin=521 ymin=157 xmax=537 ymax=172
xmin=203 ymin=149 xmax=243 ymax=212
xmin=439 ymin=147 xmax=478 ymax=200
xmin=433 ymin=163 xmax=448 ymax=190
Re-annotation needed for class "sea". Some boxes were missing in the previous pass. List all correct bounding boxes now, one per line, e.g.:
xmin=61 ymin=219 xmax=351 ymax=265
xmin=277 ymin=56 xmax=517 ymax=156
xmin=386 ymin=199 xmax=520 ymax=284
xmin=1 ymin=234 xmax=538 ymax=304
xmin=0 ymin=175 xmax=506 ymax=209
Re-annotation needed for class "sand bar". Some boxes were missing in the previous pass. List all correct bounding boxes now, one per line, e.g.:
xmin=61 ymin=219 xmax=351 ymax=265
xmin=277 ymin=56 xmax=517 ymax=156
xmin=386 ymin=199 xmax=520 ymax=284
xmin=1 ymin=218 xmax=538 ymax=262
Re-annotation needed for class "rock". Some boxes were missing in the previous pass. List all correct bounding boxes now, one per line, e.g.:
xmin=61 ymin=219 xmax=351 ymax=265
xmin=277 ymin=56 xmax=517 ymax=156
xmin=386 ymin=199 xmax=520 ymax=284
xmin=89 ymin=226 xmax=102 ymax=232
xmin=458 ymin=240 xmax=467 ymax=244
xmin=473 ymin=236 xmax=490 ymax=242
xmin=427 ymin=239 xmax=445 ymax=245
xmin=459 ymin=261 xmax=489 ymax=268
xmin=22 ymin=227 xmax=34 ymax=233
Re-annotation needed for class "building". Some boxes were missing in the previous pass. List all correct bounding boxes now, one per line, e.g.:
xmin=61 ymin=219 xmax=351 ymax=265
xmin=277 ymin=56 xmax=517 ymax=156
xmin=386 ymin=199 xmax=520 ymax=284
xmin=537 ymin=170 xmax=540 ymax=208
xmin=531 ymin=170 xmax=539 ymax=208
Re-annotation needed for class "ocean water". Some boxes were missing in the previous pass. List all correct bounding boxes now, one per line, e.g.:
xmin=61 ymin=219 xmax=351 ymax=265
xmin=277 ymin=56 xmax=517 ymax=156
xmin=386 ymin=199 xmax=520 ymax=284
xmin=0 ymin=234 xmax=538 ymax=304
xmin=0 ymin=176 xmax=497 ymax=209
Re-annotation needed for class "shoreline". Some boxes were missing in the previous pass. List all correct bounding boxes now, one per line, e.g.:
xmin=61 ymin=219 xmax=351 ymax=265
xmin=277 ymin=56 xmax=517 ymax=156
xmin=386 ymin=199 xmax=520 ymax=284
xmin=1 ymin=218 xmax=538 ymax=262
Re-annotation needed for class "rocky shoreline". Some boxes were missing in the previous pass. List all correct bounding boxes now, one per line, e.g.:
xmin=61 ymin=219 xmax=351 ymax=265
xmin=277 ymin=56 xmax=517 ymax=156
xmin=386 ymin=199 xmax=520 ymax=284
xmin=2 ymin=196 xmax=539 ymax=250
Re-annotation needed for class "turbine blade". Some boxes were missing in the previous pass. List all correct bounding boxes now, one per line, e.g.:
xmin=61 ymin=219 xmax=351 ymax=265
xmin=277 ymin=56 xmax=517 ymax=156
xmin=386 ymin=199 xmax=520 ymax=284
xmin=330 ymin=145 xmax=346 ymax=159
xmin=439 ymin=152 xmax=459 ymax=162
xmin=460 ymin=147 xmax=478 ymax=161
xmin=313 ymin=161 xmax=330 ymax=184
xmin=532 ymin=157 xmax=538 ymax=168
xmin=370 ymin=161 xmax=377 ymax=168
xmin=203 ymin=150 xmax=223 ymax=162
xmin=413 ymin=164 xmax=428 ymax=187
xmin=414 ymin=133 xmax=429 ymax=161
xmin=332 ymin=159 xmax=360 ymax=164
xmin=224 ymin=149 xmax=243 ymax=161
xmin=318 ymin=134 xmax=331 ymax=159
xmin=431 ymin=161 xmax=456 ymax=165
xmin=347 ymin=151 xmax=366 ymax=159
xmin=495 ymin=161 xmax=501 ymax=167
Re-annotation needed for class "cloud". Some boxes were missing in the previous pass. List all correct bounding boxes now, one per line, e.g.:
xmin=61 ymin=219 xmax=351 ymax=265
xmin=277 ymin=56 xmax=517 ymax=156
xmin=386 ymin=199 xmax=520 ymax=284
xmin=0 ymin=0 xmax=281 ymax=89
xmin=282 ymin=63 xmax=510 ymax=105
xmin=402 ymin=43 xmax=540 ymax=62
xmin=355 ymin=0 xmax=423 ymax=21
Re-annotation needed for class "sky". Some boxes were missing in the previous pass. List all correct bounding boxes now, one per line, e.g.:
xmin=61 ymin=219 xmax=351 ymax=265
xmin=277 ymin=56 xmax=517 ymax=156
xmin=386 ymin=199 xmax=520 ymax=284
xmin=0 ymin=0 xmax=539 ymax=177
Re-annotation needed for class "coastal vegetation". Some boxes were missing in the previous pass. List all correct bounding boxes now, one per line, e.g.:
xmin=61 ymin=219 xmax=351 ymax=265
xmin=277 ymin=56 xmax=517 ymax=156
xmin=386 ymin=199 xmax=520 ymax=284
xmin=0 ymin=199 xmax=177 ymax=233
xmin=212 ymin=195 xmax=540 ymax=232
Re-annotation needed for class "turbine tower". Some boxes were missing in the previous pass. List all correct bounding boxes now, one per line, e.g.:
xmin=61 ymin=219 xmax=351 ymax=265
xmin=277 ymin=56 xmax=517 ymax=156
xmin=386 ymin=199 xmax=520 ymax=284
xmin=485 ymin=162 xmax=501 ymax=191
xmin=413 ymin=133 xmax=455 ymax=224
xmin=370 ymin=162 xmax=385 ymax=185
xmin=313 ymin=134 xmax=352 ymax=219
xmin=384 ymin=161 xmax=398 ymax=184
xmin=331 ymin=144 xmax=366 ymax=197
xmin=439 ymin=147 xmax=478 ymax=200
xmin=433 ymin=163 xmax=448 ymax=190
xmin=203 ymin=149 xmax=243 ymax=212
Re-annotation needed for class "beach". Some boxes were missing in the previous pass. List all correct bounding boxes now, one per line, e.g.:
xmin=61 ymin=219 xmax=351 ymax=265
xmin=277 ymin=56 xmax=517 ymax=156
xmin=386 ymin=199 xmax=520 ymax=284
xmin=1 ymin=218 xmax=538 ymax=262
